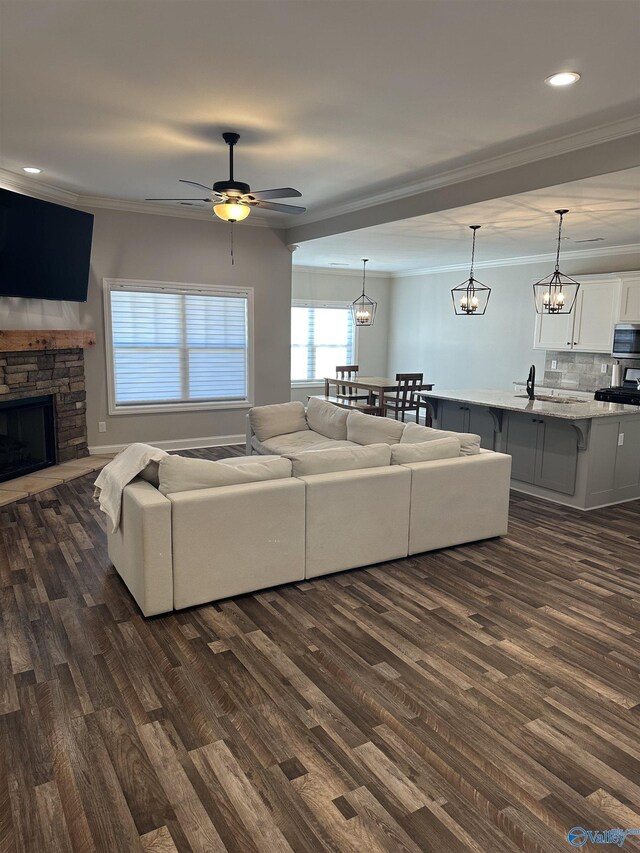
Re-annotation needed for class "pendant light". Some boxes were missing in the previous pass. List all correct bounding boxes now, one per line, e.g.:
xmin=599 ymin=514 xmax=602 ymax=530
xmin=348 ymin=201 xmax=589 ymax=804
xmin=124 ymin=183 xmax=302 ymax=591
xmin=451 ymin=226 xmax=491 ymax=315
xmin=351 ymin=259 xmax=377 ymax=326
xmin=533 ymin=209 xmax=580 ymax=314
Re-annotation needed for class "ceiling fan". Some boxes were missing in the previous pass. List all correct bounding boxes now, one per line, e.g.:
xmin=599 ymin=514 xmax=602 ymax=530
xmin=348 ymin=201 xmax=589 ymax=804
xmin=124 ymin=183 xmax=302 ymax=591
xmin=146 ymin=131 xmax=306 ymax=223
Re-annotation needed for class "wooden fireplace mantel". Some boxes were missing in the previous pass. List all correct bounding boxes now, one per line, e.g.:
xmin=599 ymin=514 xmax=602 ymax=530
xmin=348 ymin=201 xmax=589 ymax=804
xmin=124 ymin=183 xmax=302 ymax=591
xmin=0 ymin=330 xmax=97 ymax=353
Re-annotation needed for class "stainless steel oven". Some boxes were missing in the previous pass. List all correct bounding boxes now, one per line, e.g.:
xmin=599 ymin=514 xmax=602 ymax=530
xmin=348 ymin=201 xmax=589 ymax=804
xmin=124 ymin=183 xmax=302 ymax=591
xmin=612 ymin=324 xmax=640 ymax=359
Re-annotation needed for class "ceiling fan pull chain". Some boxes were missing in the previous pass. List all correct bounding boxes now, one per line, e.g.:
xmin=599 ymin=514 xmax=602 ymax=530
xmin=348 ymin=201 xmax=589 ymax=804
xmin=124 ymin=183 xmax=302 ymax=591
xmin=230 ymin=222 xmax=234 ymax=265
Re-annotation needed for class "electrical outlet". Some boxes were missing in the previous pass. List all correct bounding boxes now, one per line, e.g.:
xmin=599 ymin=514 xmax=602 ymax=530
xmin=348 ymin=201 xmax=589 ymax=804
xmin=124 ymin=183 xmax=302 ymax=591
xmin=618 ymin=432 xmax=624 ymax=446
xmin=601 ymin=363 xmax=608 ymax=374
xmin=551 ymin=360 xmax=557 ymax=370
xmin=98 ymin=421 xmax=106 ymax=433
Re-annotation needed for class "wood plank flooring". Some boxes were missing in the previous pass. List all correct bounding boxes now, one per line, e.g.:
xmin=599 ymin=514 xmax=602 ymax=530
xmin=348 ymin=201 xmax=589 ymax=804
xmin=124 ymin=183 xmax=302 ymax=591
xmin=1 ymin=445 xmax=639 ymax=852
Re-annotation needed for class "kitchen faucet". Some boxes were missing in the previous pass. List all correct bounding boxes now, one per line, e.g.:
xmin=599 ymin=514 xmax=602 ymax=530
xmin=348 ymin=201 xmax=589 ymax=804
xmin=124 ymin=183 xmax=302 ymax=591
xmin=526 ymin=365 xmax=536 ymax=400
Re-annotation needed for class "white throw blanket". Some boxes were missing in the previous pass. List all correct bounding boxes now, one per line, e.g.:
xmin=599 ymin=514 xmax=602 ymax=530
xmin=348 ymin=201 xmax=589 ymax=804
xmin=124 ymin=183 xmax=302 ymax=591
xmin=94 ymin=442 xmax=168 ymax=532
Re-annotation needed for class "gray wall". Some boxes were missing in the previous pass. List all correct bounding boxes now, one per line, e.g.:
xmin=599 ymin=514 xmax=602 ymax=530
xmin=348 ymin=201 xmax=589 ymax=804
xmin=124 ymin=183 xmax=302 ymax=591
xmin=78 ymin=210 xmax=292 ymax=449
xmin=387 ymin=252 xmax=640 ymax=391
xmin=290 ymin=268 xmax=391 ymax=403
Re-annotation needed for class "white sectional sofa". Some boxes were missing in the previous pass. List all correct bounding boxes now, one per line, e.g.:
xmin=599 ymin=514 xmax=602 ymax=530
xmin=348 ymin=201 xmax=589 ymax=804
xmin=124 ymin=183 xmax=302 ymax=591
xmin=108 ymin=399 xmax=511 ymax=616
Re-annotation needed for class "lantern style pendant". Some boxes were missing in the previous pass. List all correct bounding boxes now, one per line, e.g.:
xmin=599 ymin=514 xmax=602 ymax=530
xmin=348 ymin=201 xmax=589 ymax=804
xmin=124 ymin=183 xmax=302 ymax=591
xmin=451 ymin=226 xmax=491 ymax=315
xmin=533 ymin=209 xmax=580 ymax=315
xmin=351 ymin=259 xmax=377 ymax=326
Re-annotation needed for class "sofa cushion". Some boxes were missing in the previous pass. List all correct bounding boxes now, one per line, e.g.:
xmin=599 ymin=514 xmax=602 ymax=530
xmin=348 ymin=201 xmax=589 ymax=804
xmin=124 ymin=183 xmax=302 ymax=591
xmin=306 ymin=397 xmax=349 ymax=440
xmin=390 ymin=436 xmax=460 ymax=465
xmin=253 ymin=430 xmax=357 ymax=455
xmin=286 ymin=443 xmax=391 ymax=477
xmin=158 ymin=454 xmax=291 ymax=495
xmin=400 ymin=421 xmax=481 ymax=455
xmin=249 ymin=401 xmax=308 ymax=442
xmin=346 ymin=411 xmax=405 ymax=446
xmin=139 ymin=460 xmax=161 ymax=487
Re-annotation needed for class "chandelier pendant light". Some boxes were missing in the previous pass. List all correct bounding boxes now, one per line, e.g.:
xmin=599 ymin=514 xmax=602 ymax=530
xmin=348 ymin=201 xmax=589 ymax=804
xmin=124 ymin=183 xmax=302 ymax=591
xmin=451 ymin=226 xmax=491 ymax=315
xmin=351 ymin=259 xmax=377 ymax=326
xmin=533 ymin=209 xmax=580 ymax=314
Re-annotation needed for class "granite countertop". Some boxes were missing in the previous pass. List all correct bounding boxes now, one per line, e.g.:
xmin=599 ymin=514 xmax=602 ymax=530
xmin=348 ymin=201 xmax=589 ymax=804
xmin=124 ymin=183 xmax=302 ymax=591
xmin=421 ymin=389 xmax=640 ymax=420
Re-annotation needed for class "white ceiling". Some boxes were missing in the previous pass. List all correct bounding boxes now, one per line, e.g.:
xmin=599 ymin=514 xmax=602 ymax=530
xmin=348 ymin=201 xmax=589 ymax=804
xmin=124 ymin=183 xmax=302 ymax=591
xmin=293 ymin=168 xmax=640 ymax=272
xmin=1 ymin=0 xmax=639 ymax=229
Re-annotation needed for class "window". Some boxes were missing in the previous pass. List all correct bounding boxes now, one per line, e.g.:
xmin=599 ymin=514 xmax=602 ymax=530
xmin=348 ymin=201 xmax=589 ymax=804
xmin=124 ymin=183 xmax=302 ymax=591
xmin=291 ymin=301 xmax=356 ymax=383
xmin=104 ymin=280 xmax=253 ymax=414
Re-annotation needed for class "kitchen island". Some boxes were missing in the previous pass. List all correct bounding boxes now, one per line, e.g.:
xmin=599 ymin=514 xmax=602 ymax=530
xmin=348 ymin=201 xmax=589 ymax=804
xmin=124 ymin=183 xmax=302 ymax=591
xmin=421 ymin=390 xmax=640 ymax=510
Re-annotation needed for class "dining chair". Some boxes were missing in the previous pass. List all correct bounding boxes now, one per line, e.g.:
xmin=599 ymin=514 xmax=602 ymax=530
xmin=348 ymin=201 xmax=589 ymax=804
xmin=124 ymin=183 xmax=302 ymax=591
xmin=334 ymin=365 xmax=370 ymax=402
xmin=383 ymin=373 xmax=424 ymax=421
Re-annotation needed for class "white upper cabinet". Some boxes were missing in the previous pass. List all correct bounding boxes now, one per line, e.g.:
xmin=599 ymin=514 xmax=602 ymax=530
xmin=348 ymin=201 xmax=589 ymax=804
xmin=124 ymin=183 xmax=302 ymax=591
xmin=618 ymin=274 xmax=640 ymax=322
xmin=534 ymin=311 xmax=574 ymax=351
xmin=572 ymin=278 xmax=620 ymax=352
xmin=534 ymin=274 xmax=622 ymax=353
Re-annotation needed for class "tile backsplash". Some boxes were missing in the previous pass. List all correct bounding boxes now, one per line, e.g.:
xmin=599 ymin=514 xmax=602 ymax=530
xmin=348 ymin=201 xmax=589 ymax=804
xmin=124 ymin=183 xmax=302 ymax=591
xmin=544 ymin=351 xmax=640 ymax=392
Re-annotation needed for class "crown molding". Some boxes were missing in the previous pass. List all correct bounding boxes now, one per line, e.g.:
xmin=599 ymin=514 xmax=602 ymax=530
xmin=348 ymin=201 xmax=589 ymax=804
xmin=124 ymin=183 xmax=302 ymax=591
xmin=291 ymin=114 xmax=640 ymax=228
xmin=3 ymin=112 xmax=640 ymax=237
xmin=391 ymin=242 xmax=640 ymax=278
xmin=0 ymin=168 xmax=81 ymax=206
xmin=292 ymin=264 xmax=391 ymax=278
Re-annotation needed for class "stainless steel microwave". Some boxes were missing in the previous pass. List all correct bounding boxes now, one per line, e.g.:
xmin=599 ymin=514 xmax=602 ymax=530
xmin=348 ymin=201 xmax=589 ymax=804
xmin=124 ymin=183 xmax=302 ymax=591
xmin=612 ymin=324 xmax=640 ymax=359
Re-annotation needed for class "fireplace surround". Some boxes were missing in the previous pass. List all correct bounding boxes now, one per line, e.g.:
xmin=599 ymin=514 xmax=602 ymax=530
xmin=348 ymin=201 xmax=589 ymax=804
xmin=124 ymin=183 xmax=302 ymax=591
xmin=0 ymin=332 xmax=95 ymax=475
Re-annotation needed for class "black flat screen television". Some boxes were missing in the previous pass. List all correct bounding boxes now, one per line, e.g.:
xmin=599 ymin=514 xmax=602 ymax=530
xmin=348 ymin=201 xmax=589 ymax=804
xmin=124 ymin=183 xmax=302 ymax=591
xmin=0 ymin=188 xmax=94 ymax=302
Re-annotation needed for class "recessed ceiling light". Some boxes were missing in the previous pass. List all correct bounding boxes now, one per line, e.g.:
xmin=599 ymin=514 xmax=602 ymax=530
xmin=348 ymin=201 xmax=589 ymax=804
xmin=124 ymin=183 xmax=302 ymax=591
xmin=545 ymin=71 xmax=581 ymax=87
xmin=23 ymin=166 xmax=41 ymax=174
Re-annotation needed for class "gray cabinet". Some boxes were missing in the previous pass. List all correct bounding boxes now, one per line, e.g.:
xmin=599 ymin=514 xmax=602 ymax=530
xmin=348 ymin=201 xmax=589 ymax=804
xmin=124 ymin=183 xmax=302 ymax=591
xmin=438 ymin=400 xmax=468 ymax=433
xmin=614 ymin=419 xmax=640 ymax=490
xmin=505 ymin=412 xmax=578 ymax=495
xmin=467 ymin=406 xmax=497 ymax=451
xmin=438 ymin=401 xmax=496 ymax=450
xmin=504 ymin=412 xmax=538 ymax=483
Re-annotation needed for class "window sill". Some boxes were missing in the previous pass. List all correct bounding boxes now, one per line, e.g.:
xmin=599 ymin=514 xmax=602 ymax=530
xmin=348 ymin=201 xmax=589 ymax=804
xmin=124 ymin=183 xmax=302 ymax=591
xmin=108 ymin=399 xmax=253 ymax=416
xmin=291 ymin=381 xmax=325 ymax=388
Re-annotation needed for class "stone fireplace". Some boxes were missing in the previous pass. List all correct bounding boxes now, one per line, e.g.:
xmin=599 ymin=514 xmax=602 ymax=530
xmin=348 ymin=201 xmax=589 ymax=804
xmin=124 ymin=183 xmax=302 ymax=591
xmin=0 ymin=330 xmax=96 ymax=472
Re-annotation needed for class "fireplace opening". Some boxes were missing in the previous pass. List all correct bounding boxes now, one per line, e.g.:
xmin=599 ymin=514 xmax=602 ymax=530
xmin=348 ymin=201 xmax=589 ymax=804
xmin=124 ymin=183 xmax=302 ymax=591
xmin=0 ymin=395 xmax=56 ymax=483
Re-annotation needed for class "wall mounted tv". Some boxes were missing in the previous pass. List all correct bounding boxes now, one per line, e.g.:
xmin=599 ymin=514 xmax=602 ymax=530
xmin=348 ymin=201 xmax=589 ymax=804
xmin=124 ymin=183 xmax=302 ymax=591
xmin=0 ymin=188 xmax=94 ymax=302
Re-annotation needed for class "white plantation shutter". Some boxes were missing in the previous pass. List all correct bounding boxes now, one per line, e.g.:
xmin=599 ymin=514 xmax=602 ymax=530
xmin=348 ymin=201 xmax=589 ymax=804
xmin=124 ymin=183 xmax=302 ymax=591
xmin=106 ymin=282 xmax=251 ymax=410
xmin=291 ymin=302 xmax=355 ymax=382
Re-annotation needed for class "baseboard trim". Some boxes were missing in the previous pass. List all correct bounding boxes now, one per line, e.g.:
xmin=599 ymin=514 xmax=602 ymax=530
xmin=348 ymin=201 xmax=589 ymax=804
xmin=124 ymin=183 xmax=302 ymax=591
xmin=88 ymin=434 xmax=245 ymax=455
xmin=510 ymin=483 xmax=640 ymax=512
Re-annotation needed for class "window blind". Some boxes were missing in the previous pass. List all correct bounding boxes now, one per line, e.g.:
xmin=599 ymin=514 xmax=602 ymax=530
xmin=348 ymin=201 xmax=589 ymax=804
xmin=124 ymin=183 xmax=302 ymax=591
xmin=291 ymin=303 xmax=355 ymax=382
xmin=109 ymin=287 xmax=249 ymax=407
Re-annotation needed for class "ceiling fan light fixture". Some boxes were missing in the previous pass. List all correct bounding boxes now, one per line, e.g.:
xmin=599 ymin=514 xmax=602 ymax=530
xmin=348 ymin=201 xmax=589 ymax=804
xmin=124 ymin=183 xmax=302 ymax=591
xmin=213 ymin=201 xmax=250 ymax=223
xmin=533 ymin=209 xmax=580 ymax=315
xmin=451 ymin=226 xmax=491 ymax=316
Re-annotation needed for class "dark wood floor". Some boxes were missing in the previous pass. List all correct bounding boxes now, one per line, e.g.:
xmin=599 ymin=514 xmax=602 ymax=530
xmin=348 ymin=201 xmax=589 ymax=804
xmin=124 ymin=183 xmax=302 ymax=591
xmin=1 ymin=446 xmax=639 ymax=852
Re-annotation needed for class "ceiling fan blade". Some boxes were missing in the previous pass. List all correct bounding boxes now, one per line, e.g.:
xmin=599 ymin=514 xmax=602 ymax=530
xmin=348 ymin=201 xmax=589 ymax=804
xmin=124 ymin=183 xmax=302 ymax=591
xmin=179 ymin=179 xmax=222 ymax=195
xmin=245 ymin=187 xmax=302 ymax=201
xmin=254 ymin=200 xmax=306 ymax=214
xmin=145 ymin=197 xmax=212 ymax=201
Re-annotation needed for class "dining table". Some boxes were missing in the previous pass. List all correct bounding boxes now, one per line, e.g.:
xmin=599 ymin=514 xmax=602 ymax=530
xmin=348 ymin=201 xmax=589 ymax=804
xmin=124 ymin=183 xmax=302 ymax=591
xmin=323 ymin=375 xmax=434 ymax=421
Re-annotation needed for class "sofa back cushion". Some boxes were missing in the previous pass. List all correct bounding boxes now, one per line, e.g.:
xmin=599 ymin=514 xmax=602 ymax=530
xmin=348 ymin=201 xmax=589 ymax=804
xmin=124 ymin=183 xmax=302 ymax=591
xmin=158 ymin=454 xmax=292 ymax=495
xmin=306 ymin=397 xmax=349 ymax=440
xmin=390 ymin=436 xmax=460 ymax=465
xmin=346 ymin=411 xmax=405 ymax=446
xmin=286 ymin=443 xmax=391 ymax=477
xmin=249 ymin=401 xmax=308 ymax=442
xmin=400 ymin=421 xmax=481 ymax=455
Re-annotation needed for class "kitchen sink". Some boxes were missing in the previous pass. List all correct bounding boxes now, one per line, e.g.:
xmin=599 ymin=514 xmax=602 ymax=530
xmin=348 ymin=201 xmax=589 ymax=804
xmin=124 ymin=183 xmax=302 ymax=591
xmin=515 ymin=393 xmax=585 ymax=404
